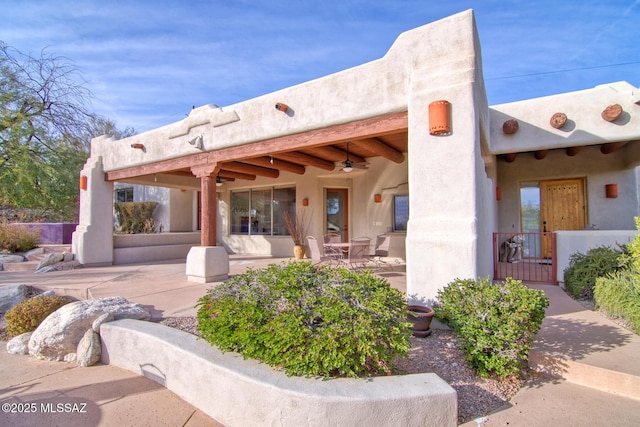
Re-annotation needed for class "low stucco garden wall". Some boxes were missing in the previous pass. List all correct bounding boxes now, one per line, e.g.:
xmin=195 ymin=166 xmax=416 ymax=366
xmin=100 ymin=319 xmax=457 ymax=427
xmin=556 ymin=230 xmax=638 ymax=285
xmin=12 ymin=223 xmax=77 ymax=244
xmin=112 ymin=232 xmax=200 ymax=264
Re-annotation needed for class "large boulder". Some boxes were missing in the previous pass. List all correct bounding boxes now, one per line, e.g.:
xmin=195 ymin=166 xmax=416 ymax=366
xmin=0 ymin=284 xmax=29 ymax=313
xmin=28 ymin=296 xmax=151 ymax=361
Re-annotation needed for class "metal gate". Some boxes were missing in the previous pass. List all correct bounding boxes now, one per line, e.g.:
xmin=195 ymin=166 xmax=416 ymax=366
xmin=493 ymin=232 xmax=557 ymax=284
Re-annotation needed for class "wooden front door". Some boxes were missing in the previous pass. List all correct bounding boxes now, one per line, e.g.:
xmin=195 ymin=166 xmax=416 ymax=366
xmin=540 ymin=178 xmax=587 ymax=257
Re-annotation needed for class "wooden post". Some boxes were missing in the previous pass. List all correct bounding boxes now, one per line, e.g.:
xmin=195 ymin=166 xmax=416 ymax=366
xmin=191 ymin=164 xmax=218 ymax=246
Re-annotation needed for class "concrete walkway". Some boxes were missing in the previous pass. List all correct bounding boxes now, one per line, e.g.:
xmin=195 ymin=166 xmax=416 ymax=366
xmin=2 ymin=259 xmax=640 ymax=426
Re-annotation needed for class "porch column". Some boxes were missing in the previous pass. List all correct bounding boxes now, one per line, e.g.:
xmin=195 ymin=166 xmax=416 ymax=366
xmin=191 ymin=164 xmax=217 ymax=246
xmin=186 ymin=163 xmax=229 ymax=283
xmin=72 ymin=155 xmax=114 ymax=266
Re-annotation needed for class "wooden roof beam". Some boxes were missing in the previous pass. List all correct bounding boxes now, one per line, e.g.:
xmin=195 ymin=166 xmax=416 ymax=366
xmin=220 ymin=162 xmax=279 ymax=178
xmin=274 ymin=152 xmax=335 ymax=171
xmin=534 ymin=150 xmax=548 ymax=160
xmin=566 ymin=147 xmax=582 ymax=156
xmin=218 ymin=170 xmax=254 ymax=181
xmin=303 ymin=145 xmax=366 ymax=164
xmin=240 ymin=156 xmax=306 ymax=175
xmin=601 ymin=141 xmax=628 ymax=154
xmin=352 ymin=137 xmax=405 ymax=163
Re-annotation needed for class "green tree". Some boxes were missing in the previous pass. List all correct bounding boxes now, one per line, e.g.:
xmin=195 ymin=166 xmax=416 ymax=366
xmin=0 ymin=42 xmax=134 ymax=221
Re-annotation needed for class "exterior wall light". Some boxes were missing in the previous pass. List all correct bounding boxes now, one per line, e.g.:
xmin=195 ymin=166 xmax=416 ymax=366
xmin=374 ymin=194 xmax=382 ymax=203
xmin=302 ymin=198 xmax=309 ymax=206
xmin=496 ymin=187 xmax=502 ymax=201
xmin=605 ymin=184 xmax=618 ymax=198
xmin=428 ymin=100 xmax=451 ymax=135
xmin=131 ymin=143 xmax=145 ymax=150
xmin=79 ymin=175 xmax=88 ymax=191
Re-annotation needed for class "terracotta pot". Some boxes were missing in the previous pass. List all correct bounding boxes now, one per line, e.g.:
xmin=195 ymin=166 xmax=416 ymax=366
xmin=407 ymin=305 xmax=435 ymax=337
xmin=293 ymin=244 xmax=306 ymax=260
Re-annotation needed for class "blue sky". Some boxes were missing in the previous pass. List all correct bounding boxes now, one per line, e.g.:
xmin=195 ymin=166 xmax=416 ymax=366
xmin=2 ymin=1 xmax=639 ymax=133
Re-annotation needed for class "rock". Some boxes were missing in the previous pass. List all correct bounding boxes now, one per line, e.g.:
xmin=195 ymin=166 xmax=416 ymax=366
xmin=36 ymin=260 xmax=82 ymax=273
xmin=92 ymin=312 xmax=114 ymax=333
xmin=62 ymin=251 xmax=74 ymax=262
xmin=0 ymin=284 xmax=29 ymax=313
xmin=28 ymin=296 xmax=150 ymax=361
xmin=64 ymin=353 xmax=77 ymax=363
xmin=24 ymin=247 xmax=45 ymax=261
xmin=7 ymin=332 xmax=33 ymax=355
xmin=53 ymin=260 xmax=82 ymax=271
xmin=76 ymin=329 xmax=101 ymax=367
xmin=0 ymin=254 xmax=25 ymax=270
xmin=35 ymin=252 xmax=64 ymax=271
xmin=34 ymin=290 xmax=56 ymax=298
xmin=0 ymin=254 xmax=25 ymax=264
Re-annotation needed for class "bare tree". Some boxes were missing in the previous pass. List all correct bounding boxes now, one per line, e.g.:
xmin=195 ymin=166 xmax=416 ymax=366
xmin=0 ymin=42 xmax=135 ymax=221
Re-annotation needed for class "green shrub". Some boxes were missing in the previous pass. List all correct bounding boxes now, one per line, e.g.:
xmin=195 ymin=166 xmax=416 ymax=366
xmin=4 ymin=295 xmax=72 ymax=337
xmin=628 ymin=217 xmax=640 ymax=273
xmin=594 ymin=270 xmax=640 ymax=334
xmin=0 ymin=217 xmax=41 ymax=253
xmin=114 ymin=202 xmax=158 ymax=234
xmin=434 ymin=277 xmax=549 ymax=378
xmin=564 ymin=246 xmax=625 ymax=300
xmin=196 ymin=262 xmax=411 ymax=378
xmin=593 ymin=217 xmax=640 ymax=334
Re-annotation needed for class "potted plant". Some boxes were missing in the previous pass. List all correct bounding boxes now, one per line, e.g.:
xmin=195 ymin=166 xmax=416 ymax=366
xmin=283 ymin=210 xmax=307 ymax=259
xmin=407 ymin=305 xmax=435 ymax=337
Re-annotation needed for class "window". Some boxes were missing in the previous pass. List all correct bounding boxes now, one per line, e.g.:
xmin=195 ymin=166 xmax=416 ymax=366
xmin=393 ymin=195 xmax=409 ymax=232
xmin=231 ymin=187 xmax=296 ymax=236
xmin=115 ymin=188 xmax=133 ymax=202
xmin=273 ymin=187 xmax=296 ymax=235
xmin=251 ymin=189 xmax=272 ymax=235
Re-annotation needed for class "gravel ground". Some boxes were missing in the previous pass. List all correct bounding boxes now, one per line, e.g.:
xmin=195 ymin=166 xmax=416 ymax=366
xmin=159 ymin=316 xmax=528 ymax=425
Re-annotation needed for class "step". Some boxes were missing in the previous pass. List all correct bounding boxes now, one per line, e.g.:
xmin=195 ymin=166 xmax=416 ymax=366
xmin=1 ymin=260 xmax=40 ymax=272
xmin=527 ymin=284 xmax=640 ymax=401
xmin=529 ymin=350 xmax=640 ymax=401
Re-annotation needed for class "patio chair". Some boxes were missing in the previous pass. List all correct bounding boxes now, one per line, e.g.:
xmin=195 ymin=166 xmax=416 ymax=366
xmin=342 ymin=237 xmax=372 ymax=270
xmin=323 ymin=233 xmax=344 ymax=261
xmin=371 ymin=234 xmax=393 ymax=269
xmin=306 ymin=236 xmax=333 ymax=265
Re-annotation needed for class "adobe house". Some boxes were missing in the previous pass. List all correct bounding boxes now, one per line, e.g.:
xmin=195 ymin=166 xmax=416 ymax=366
xmin=72 ymin=10 xmax=640 ymax=303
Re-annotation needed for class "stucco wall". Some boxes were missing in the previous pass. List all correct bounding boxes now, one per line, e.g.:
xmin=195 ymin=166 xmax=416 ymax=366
xmin=498 ymin=147 xmax=639 ymax=232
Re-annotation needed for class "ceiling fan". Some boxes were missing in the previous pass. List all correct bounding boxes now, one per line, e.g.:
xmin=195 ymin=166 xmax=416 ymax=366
xmin=341 ymin=142 xmax=368 ymax=172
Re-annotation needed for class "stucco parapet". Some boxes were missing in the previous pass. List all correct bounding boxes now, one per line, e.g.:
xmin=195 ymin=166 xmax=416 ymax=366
xmin=488 ymin=81 xmax=640 ymax=154
xmin=91 ymin=10 xmax=479 ymax=173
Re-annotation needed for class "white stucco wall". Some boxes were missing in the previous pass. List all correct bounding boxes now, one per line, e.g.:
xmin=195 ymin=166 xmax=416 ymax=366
xmin=498 ymin=147 xmax=640 ymax=232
